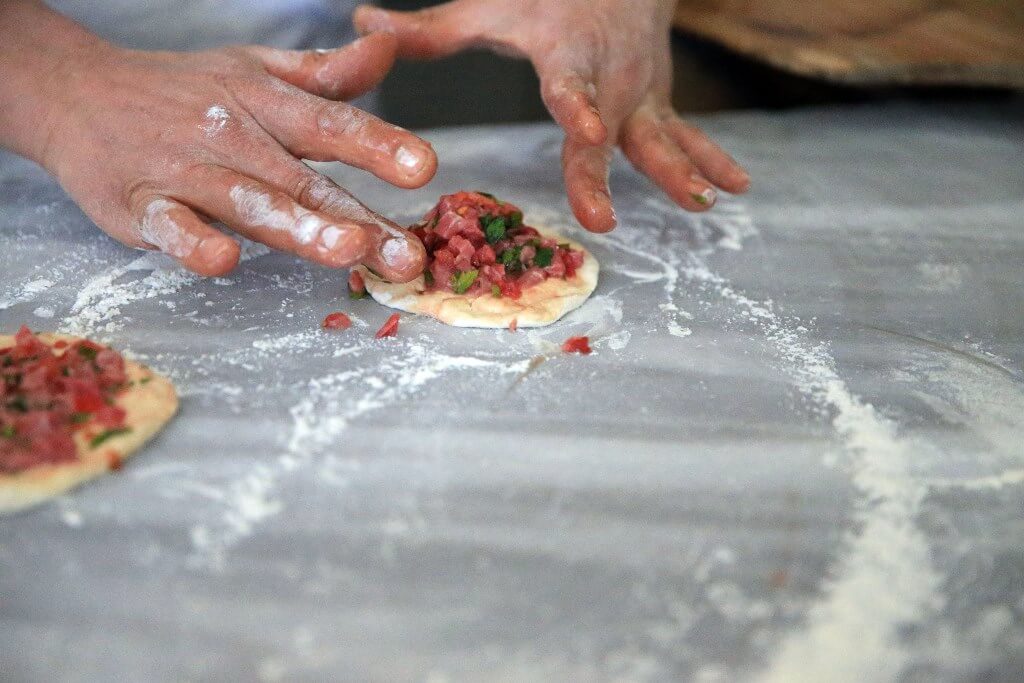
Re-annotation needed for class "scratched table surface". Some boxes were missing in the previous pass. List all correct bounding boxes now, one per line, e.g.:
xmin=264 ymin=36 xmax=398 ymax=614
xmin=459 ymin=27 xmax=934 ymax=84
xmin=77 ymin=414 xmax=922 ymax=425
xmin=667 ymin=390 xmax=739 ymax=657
xmin=1 ymin=101 xmax=1023 ymax=682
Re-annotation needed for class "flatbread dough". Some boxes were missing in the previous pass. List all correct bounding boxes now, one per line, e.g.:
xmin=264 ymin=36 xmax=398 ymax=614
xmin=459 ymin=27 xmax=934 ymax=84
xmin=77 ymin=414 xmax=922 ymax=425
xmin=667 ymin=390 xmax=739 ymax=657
xmin=356 ymin=226 xmax=599 ymax=328
xmin=0 ymin=333 xmax=178 ymax=514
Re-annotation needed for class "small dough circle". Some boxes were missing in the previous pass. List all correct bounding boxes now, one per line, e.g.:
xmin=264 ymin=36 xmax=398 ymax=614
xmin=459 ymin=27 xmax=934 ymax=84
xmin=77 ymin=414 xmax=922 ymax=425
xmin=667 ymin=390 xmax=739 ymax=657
xmin=357 ymin=226 xmax=599 ymax=328
xmin=0 ymin=333 xmax=178 ymax=514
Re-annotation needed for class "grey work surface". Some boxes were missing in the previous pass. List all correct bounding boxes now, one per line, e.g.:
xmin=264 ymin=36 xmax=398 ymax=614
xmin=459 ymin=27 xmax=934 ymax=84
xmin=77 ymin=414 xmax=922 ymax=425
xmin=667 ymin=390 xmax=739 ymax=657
xmin=1 ymin=103 xmax=1023 ymax=682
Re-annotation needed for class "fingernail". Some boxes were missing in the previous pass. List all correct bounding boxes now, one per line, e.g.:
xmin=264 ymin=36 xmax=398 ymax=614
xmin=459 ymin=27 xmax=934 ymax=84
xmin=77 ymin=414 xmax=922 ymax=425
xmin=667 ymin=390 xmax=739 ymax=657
xmin=196 ymin=236 xmax=223 ymax=262
xmin=380 ymin=235 xmax=417 ymax=270
xmin=691 ymin=187 xmax=716 ymax=206
xmin=395 ymin=144 xmax=427 ymax=177
xmin=357 ymin=7 xmax=393 ymax=33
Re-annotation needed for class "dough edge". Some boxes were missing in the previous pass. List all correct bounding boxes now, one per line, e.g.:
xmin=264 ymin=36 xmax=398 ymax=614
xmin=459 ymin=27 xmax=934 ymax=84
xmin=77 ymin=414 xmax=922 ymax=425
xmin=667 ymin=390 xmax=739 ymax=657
xmin=0 ymin=333 xmax=178 ymax=515
xmin=357 ymin=226 xmax=599 ymax=328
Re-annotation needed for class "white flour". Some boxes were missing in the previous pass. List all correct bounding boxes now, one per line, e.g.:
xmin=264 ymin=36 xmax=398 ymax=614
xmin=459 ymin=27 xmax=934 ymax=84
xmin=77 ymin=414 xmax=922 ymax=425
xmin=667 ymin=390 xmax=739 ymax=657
xmin=201 ymin=104 xmax=230 ymax=137
xmin=186 ymin=341 xmax=530 ymax=570
xmin=61 ymin=238 xmax=269 ymax=338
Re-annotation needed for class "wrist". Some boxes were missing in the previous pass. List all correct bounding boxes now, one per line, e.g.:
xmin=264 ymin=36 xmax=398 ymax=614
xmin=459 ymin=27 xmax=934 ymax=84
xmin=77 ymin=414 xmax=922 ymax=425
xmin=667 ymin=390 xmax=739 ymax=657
xmin=0 ymin=1 xmax=113 ymax=168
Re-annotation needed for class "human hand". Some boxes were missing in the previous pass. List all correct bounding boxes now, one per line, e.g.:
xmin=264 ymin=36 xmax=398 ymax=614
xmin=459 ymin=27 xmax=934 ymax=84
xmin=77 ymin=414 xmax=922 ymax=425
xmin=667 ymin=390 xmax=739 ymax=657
xmin=20 ymin=20 xmax=433 ymax=279
xmin=354 ymin=0 xmax=751 ymax=232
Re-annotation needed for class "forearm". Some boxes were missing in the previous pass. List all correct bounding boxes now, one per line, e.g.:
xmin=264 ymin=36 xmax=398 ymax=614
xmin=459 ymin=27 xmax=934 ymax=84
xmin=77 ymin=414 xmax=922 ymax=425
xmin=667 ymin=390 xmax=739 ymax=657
xmin=0 ymin=0 xmax=110 ymax=166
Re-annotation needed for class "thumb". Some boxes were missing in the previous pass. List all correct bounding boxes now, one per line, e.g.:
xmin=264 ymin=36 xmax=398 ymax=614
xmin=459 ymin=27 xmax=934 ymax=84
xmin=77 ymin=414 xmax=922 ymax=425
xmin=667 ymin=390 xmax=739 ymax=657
xmin=353 ymin=2 xmax=475 ymax=60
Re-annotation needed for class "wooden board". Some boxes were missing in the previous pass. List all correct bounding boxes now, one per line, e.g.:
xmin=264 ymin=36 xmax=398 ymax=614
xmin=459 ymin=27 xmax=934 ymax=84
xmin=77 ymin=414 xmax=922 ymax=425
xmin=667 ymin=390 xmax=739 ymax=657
xmin=673 ymin=0 xmax=1024 ymax=88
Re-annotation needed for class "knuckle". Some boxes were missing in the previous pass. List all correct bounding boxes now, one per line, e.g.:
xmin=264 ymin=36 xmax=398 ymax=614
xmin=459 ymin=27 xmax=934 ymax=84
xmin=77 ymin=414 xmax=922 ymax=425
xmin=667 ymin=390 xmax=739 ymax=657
xmin=284 ymin=169 xmax=320 ymax=209
xmin=123 ymin=178 xmax=162 ymax=216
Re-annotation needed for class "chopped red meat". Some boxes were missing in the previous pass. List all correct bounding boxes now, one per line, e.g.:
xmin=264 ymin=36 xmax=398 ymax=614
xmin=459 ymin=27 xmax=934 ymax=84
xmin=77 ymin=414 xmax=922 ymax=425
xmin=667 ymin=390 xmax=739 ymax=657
xmin=348 ymin=270 xmax=366 ymax=298
xmin=375 ymin=313 xmax=401 ymax=339
xmin=562 ymin=336 xmax=592 ymax=355
xmin=322 ymin=312 xmax=352 ymax=330
xmin=409 ymin=191 xmax=585 ymax=299
xmin=1 ymin=326 xmax=131 ymax=473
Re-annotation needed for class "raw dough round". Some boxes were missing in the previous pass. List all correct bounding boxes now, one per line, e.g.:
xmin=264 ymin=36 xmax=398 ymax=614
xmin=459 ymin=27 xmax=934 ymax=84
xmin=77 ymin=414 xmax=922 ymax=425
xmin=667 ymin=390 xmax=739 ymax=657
xmin=356 ymin=226 xmax=599 ymax=329
xmin=0 ymin=333 xmax=178 ymax=514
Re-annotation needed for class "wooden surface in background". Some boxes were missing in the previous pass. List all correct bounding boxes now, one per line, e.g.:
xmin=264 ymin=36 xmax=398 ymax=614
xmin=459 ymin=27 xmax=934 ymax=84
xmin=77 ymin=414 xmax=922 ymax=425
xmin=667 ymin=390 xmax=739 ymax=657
xmin=673 ymin=0 xmax=1024 ymax=87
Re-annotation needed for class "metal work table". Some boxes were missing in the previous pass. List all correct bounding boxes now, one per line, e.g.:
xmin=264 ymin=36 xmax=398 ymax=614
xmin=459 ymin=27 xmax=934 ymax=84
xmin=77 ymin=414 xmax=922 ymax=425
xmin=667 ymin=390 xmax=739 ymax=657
xmin=1 ymin=102 xmax=1022 ymax=682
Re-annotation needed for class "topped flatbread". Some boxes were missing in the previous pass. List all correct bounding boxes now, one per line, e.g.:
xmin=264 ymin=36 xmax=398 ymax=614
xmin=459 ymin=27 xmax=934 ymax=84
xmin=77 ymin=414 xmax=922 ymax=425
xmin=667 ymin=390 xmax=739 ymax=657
xmin=354 ymin=191 xmax=599 ymax=328
xmin=0 ymin=328 xmax=177 ymax=514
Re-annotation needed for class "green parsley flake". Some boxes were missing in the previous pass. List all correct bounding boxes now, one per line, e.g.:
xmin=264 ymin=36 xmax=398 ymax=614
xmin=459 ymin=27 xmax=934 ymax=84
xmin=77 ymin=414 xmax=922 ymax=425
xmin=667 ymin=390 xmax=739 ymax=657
xmin=424 ymin=269 xmax=434 ymax=286
xmin=77 ymin=345 xmax=98 ymax=361
xmin=491 ymin=284 xmax=502 ymax=298
xmin=500 ymin=246 xmax=522 ymax=267
xmin=484 ymin=216 xmax=507 ymax=244
xmin=691 ymin=192 xmax=708 ymax=205
xmin=533 ymin=247 xmax=554 ymax=268
xmin=140 ymin=377 xmax=152 ymax=385
xmin=90 ymin=427 xmax=132 ymax=449
xmin=349 ymin=287 xmax=367 ymax=300
xmin=70 ymin=412 xmax=92 ymax=424
xmin=0 ymin=425 xmax=15 ymax=438
xmin=451 ymin=270 xmax=479 ymax=294
xmin=509 ymin=211 xmax=524 ymax=228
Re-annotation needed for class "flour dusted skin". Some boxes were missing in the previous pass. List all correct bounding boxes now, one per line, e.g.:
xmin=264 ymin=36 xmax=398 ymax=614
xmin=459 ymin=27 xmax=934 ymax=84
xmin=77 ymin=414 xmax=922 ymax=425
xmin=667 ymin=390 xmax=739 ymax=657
xmin=0 ymin=328 xmax=177 ymax=514
xmin=355 ymin=192 xmax=599 ymax=328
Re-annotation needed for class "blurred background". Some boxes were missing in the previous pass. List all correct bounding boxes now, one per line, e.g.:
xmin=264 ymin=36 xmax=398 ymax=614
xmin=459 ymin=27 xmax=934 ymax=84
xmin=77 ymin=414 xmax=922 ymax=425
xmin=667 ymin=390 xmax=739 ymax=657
xmin=376 ymin=0 xmax=1022 ymax=129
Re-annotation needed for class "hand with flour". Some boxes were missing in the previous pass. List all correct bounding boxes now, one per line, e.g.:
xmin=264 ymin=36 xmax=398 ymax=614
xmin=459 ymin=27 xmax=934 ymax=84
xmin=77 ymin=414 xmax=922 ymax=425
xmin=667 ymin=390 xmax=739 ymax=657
xmin=0 ymin=1 xmax=432 ymax=280
xmin=355 ymin=0 xmax=751 ymax=232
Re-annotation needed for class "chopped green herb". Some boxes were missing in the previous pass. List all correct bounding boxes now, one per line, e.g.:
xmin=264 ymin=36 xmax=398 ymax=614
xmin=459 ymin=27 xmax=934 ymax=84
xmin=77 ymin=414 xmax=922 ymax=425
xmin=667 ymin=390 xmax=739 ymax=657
xmin=77 ymin=345 xmax=98 ymax=361
xmin=509 ymin=211 xmax=524 ymax=228
xmin=484 ymin=216 xmax=507 ymax=244
xmin=423 ymin=269 xmax=434 ymax=286
xmin=61 ymin=366 xmax=71 ymax=377
xmin=558 ymin=242 xmax=571 ymax=250
xmin=451 ymin=269 xmax=479 ymax=294
xmin=500 ymin=246 xmax=522 ymax=266
xmin=90 ymin=427 xmax=132 ymax=449
xmin=70 ymin=412 xmax=92 ymax=424
xmin=140 ymin=377 xmax=152 ymax=385
xmin=7 ymin=396 xmax=28 ymax=413
xmin=0 ymin=425 xmax=15 ymax=438
xmin=349 ymin=288 xmax=367 ymax=300
xmin=3 ymin=373 xmax=20 ymax=389
xmin=691 ymin=192 xmax=708 ymax=205
xmin=533 ymin=247 xmax=554 ymax=268
xmin=475 ymin=191 xmax=496 ymax=200
xmin=491 ymin=284 xmax=502 ymax=298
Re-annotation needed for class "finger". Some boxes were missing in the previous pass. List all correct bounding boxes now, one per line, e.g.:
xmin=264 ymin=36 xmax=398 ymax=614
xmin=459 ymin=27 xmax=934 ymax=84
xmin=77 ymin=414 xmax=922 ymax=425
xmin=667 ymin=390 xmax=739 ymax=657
xmin=282 ymin=169 xmax=426 ymax=283
xmin=248 ymin=32 xmax=398 ymax=101
xmin=135 ymin=196 xmax=240 ymax=276
xmin=561 ymin=138 xmax=616 ymax=233
xmin=663 ymin=117 xmax=751 ymax=194
xmin=538 ymin=69 xmax=607 ymax=146
xmin=176 ymin=166 xmax=370 ymax=268
xmin=353 ymin=3 xmax=475 ymax=60
xmin=621 ymin=113 xmax=718 ymax=212
xmin=247 ymin=82 xmax=436 ymax=189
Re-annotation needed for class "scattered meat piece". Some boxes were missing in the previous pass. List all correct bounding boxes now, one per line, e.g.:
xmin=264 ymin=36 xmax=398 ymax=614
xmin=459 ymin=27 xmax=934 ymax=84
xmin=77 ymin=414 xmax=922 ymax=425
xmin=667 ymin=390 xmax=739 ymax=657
xmin=348 ymin=270 xmax=366 ymax=298
xmin=375 ymin=313 xmax=400 ymax=339
xmin=322 ymin=312 xmax=352 ymax=330
xmin=561 ymin=336 xmax=592 ymax=354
